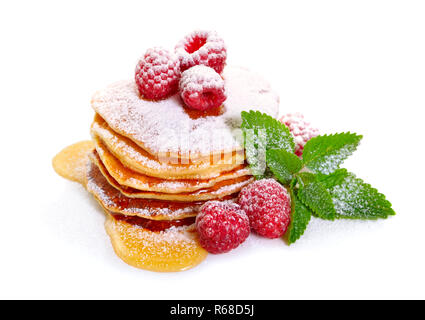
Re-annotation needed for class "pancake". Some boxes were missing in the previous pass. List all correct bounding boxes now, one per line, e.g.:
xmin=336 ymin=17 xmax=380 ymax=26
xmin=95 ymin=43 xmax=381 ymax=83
xmin=88 ymin=158 xmax=253 ymax=202
xmin=104 ymin=212 xmax=207 ymax=272
xmin=86 ymin=160 xmax=203 ymax=219
xmin=91 ymin=115 xmax=245 ymax=179
xmin=93 ymin=140 xmax=251 ymax=193
xmin=110 ymin=212 xmax=196 ymax=232
xmin=86 ymin=160 xmax=245 ymax=220
xmin=91 ymin=66 xmax=279 ymax=160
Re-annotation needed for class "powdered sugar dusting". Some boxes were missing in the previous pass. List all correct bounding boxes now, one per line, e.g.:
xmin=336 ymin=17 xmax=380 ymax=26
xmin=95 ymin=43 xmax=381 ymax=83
xmin=311 ymin=146 xmax=353 ymax=175
xmin=109 ymin=220 xmax=197 ymax=248
xmin=91 ymin=66 xmax=279 ymax=157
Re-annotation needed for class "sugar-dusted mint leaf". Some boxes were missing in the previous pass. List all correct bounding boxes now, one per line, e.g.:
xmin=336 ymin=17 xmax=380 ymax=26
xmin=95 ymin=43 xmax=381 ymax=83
xmin=241 ymin=111 xmax=295 ymax=179
xmin=287 ymin=180 xmax=312 ymax=244
xmin=296 ymin=172 xmax=336 ymax=220
xmin=266 ymin=149 xmax=302 ymax=185
xmin=302 ymin=133 xmax=362 ymax=174
xmin=317 ymin=169 xmax=396 ymax=219
xmin=241 ymin=111 xmax=295 ymax=152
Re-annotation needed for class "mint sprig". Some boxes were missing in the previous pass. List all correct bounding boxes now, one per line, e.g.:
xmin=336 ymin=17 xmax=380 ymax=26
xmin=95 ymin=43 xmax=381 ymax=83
xmin=240 ymin=111 xmax=395 ymax=245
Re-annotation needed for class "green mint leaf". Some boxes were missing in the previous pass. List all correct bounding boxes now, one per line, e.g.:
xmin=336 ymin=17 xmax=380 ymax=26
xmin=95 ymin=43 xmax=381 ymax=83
xmin=266 ymin=149 xmax=303 ymax=185
xmin=316 ymin=168 xmax=351 ymax=189
xmin=317 ymin=169 xmax=396 ymax=219
xmin=296 ymin=172 xmax=336 ymax=220
xmin=241 ymin=111 xmax=295 ymax=152
xmin=302 ymin=133 xmax=363 ymax=174
xmin=241 ymin=111 xmax=295 ymax=179
xmin=287 ymin=180 xmax=312 ymax=244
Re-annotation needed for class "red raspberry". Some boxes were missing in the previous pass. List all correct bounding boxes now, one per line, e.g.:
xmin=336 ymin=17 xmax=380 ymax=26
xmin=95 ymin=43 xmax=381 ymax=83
xmin=280 ymin=113 xmax=319 ymax=157
xmin=179 ymin=65 xmax=227 ymax=111
xmin=175 ymin=30 xmax=227 ymax=74
xmin=195 ymin=201 xmax=250 ymax=254
xmin=135 ymin=47 xmax=181 ymax=100
xmin=238 ymin=179 xmax=291 ymax=239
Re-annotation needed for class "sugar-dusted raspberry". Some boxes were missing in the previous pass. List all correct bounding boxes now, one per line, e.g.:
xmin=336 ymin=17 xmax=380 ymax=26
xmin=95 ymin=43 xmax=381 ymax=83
xmin=135 ymin=47 xmax=181 ymax=100
xmin=238 ymin=179 xmax=291 ymax=239
xmin=195 ymin=201 xmax=250 ymax=254
xmin=280 ymin=113 xmax=319 ymax=157
xmin=175 ymin=30 xmax=227 ymax=74
xmin=179 ymin=65 xmax=226 ymax=111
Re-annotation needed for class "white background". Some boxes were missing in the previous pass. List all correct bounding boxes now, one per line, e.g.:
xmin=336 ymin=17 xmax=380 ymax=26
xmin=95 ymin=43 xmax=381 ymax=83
xmin=0 ymin=0 xmax=424 ymax=299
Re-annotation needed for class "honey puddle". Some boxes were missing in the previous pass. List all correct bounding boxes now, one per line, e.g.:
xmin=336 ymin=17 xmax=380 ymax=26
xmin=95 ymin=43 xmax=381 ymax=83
xmin=53 ymin=141 xmax=208 ymax=272
xmin=105 ymin=214 xmax=207 ymax=272
xmin=52 ymin=141 xmax=94 ymax=185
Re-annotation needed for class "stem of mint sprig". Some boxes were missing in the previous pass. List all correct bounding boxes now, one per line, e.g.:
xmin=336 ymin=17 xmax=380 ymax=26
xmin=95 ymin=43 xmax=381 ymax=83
xmin=241 ymin=110 xmax=395 ymax=244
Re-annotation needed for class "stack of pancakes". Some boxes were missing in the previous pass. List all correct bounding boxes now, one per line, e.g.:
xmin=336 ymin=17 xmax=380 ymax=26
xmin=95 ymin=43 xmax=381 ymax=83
xmin=87 ymin=113 xmax=253 ymax=222
xmin=85 ymin=66 xmax=279 ymax=270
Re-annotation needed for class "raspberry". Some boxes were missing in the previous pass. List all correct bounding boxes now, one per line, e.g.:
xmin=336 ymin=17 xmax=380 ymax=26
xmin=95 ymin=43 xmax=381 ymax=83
xmin=280 ymin=113 xmax=319 ymax=157
xmin=238 ymin=179 xmax=291 ymax=239
xmin=179 ymin=65 xmax=226 ymax=111
xmin=135 ymin=47 xmax=181 ymax=100
xmin=195 ymin=201 xmax=250 ymax=254
xmin=175 ymin=30 xmax=227 ymax=74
